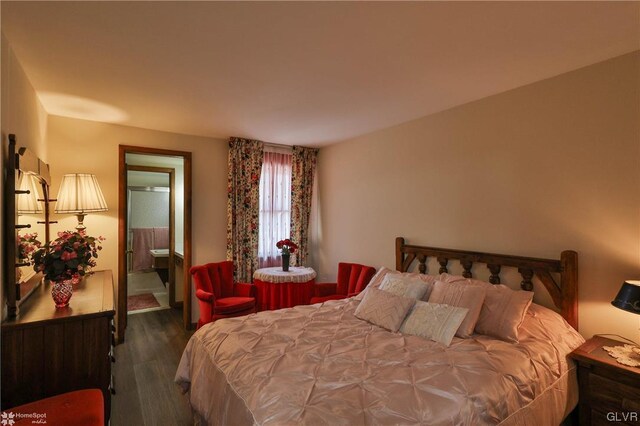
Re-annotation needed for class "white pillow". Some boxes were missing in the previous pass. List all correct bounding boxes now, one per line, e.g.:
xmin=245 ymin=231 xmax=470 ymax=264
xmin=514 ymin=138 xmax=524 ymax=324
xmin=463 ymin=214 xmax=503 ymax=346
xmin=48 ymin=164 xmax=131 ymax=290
xmin=355 ymin=266 xmax=439 ymax=301
xmin=400 ymin=301 xmax=469 ymax=347
xmin=379 ymin=274 xmax=432 ymax=301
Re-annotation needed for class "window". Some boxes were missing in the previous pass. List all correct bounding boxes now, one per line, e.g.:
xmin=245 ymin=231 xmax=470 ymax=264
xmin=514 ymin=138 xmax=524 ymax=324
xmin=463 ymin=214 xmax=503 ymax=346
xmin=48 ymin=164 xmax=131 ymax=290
xmin=258 ymin=148 xmax=292 ymax=267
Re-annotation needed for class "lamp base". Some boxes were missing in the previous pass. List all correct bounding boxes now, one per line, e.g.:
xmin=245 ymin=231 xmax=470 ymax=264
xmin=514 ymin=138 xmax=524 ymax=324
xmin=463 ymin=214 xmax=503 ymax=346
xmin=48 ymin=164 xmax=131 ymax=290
xmin=603 ymin=344 xmax=640 ymax=367
xmin=75 ymin=213 xmax=87 ymax=232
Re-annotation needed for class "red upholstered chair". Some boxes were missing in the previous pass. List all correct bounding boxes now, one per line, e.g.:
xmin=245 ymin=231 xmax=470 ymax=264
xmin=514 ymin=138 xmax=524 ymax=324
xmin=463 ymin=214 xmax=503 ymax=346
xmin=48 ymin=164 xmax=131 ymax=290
xmin=5 ymin=389 xmax=104 ymax=425
xmin=310 ymin=262 xmax=376 ymax=304
xmin=190 ymin=261 xmax=256 ymax=329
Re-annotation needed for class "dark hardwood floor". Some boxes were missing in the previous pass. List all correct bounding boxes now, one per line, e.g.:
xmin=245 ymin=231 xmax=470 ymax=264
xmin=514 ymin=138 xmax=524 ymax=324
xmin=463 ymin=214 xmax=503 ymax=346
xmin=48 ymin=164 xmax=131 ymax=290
xmin=111 ymin=309 xmax=194 ymax=425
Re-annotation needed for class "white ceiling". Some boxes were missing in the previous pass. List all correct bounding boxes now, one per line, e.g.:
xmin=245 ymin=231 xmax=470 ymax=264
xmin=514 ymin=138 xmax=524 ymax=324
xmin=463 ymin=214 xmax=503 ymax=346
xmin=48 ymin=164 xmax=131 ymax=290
xmin=2 ymin=2 xmax=639 ymax=146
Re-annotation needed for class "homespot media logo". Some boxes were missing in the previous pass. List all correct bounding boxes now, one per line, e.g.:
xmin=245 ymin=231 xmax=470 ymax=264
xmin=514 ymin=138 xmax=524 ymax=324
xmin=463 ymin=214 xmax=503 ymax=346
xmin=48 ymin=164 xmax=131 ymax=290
xmin=1 ymin=411 xmax=47 ymax=424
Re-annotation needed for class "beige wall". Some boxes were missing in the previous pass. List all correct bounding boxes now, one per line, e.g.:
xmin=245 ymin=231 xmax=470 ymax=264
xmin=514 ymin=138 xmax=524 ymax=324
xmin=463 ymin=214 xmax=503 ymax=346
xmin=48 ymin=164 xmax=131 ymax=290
xmin=46 ymin=116 xmax=228 ymax=323
xmin=1 ymin=33 xmax=48 ymax=318
xmin=1 ymin=33 xmax=48 ymax=160
xmin=314 ymin=52 xmax=640 ymax=340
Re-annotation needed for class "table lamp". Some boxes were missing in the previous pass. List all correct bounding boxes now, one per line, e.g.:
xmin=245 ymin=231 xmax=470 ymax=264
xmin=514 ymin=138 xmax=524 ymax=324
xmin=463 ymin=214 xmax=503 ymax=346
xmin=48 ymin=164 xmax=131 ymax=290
xmin=55 ymin=173 xmax=108 ymax=231
xmin=612 ymin=281 xmax=640 ymax=316
xmin=16 ymin=172 xmax=43 ymax=214
xmin=606 ymin=280 xmax=640 ymax=367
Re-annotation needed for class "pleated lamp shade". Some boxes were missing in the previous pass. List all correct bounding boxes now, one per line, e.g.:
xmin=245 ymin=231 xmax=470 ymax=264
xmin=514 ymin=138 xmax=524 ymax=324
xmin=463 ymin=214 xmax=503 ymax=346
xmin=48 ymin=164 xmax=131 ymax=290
xmin=16 ymin=172 xmax=43 ymax=214
xmin=55 ymin=174 xmax=107 ymax=231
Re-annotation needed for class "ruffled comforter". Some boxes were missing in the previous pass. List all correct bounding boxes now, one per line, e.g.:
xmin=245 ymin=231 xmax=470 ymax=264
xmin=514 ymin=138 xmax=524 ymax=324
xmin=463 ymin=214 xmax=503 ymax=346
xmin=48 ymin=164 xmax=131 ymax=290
xmin=176 ymin=298 xmax=584 ymax=425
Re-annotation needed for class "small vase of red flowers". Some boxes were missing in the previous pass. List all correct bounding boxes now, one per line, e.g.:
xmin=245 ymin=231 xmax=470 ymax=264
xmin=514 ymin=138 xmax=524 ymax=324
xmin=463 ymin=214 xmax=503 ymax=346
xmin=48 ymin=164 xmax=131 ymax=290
xmin=276 ymin=239 xmax=298 ymax=272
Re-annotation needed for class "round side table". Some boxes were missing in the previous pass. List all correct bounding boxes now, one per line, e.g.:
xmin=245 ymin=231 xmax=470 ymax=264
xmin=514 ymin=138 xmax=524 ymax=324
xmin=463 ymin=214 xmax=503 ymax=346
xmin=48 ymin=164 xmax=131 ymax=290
xmin=253 ymin=267 xmax=317 ymax=311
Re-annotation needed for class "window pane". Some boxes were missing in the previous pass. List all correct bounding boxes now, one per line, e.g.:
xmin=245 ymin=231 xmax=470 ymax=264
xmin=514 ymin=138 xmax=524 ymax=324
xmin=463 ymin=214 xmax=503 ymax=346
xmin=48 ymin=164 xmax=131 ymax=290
xmin=258 ymin=151 xmax=292 ymax=268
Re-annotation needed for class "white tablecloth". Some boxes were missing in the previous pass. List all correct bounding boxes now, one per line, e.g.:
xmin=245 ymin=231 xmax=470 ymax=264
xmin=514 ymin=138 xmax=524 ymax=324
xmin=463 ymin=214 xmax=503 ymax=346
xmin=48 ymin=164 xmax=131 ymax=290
xmin=253 ymin=267 xmax=317 ymax=283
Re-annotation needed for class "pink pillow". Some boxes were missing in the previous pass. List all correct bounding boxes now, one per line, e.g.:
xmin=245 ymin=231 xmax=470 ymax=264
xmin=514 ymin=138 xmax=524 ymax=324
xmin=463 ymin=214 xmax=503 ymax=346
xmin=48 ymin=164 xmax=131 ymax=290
xmin=475 ymin=286 xmax=533 ymax=343
xmin=438 ymin=273 xmax=534 ymax=342
xmin=354 ymin=287 xmax=416 ymax=332
xmin=438 ymin=273 xmax=486 ymax=286
xmin=428 ymin=281 xmax=486 ymax=338
xmin=354 ymin=267 xmax=393 ymax=300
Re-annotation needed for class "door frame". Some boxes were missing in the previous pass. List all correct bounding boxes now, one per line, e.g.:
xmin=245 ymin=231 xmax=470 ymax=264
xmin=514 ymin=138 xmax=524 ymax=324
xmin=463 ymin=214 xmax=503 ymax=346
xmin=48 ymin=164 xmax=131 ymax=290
xmin=118 ymin=145 xmax=192 ymax=343
xmin=126 ymin=165 xmax=176 ymax=306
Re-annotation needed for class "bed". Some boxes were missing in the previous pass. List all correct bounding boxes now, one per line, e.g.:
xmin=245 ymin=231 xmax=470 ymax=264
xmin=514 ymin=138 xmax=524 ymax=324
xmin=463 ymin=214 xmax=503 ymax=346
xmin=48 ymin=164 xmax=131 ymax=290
xmin=176 ymin=237 xmax=584 ymax=425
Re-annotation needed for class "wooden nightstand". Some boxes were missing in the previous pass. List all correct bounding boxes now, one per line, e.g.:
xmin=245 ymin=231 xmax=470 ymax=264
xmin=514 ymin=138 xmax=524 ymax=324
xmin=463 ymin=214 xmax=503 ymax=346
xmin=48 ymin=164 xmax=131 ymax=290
xmin=570 ymin=336 xmax=640 ymax=425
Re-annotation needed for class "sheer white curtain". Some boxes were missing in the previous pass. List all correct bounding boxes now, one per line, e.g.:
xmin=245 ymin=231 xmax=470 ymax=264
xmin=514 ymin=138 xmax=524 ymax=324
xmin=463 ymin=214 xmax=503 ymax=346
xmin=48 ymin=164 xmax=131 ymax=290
xmin=258 ymin=148 xmax=292 ymax=268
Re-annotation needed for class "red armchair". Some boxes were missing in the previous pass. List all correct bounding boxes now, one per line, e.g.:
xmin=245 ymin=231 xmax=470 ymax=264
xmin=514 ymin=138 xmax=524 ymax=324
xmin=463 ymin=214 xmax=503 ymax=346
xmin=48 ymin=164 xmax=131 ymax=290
xmin=190 ymin=261 xmax=256 ymax=329
xmin=310 ymin=262 xmax=376 ymax=304
xmin=5 ymin=389 xmax=104 ymax=425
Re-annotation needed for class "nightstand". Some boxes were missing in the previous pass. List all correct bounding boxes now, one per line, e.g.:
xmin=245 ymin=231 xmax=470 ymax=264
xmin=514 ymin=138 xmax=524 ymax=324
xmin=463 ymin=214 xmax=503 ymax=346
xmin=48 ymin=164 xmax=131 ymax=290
xmin=570 ymin=336 xmax=640 ymax=425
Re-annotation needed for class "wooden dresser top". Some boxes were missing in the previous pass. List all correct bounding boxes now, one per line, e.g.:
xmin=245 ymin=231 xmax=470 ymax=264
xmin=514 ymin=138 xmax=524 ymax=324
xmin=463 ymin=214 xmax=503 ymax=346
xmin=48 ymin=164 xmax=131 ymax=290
xmin=2 ymin=270 xmax=115 ymax=329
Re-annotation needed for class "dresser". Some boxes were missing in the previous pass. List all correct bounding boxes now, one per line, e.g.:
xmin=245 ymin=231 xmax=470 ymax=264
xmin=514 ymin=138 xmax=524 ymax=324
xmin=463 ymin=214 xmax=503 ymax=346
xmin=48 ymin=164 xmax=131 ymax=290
xmin=570 ymin=336 xmax=640 ymax=425
xmin=1 ymin=270 xmax=115 ymax=421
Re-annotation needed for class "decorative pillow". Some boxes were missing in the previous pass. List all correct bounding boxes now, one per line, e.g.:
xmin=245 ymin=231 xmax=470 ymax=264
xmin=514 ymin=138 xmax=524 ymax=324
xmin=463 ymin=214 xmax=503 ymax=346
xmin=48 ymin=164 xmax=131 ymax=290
xmin=355 ymin=266 xmax=439 ymax=301
xmin=437 ymin=273 xmax=488 ymax=287
xmin=354 ymin=267 xmax=393 ymax=300
xmin=525 ymin=303 xmax=580 ymax=335
xmin=475 ymin=286 xmax=534 ymax=343
xmin=437 ymin=273 xmax=535 ymax=342
xmin=379 ymin=274 xmax=433 ymax=301
xmin=354 ymin=287 xmax=416 ymax=332
xmin=428 ymin=281 xmax=486 ymax=338
xmin=400 ymin=301 xmax=469 ymax=347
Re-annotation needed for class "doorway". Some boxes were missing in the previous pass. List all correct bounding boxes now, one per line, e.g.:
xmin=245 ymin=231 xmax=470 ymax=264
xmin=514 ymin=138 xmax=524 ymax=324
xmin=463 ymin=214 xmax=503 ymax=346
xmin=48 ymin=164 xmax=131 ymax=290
xmin=126 ymin=166 xmax=174 ymax=314
xmin=118 ymin=146 xmax=192 ymax=343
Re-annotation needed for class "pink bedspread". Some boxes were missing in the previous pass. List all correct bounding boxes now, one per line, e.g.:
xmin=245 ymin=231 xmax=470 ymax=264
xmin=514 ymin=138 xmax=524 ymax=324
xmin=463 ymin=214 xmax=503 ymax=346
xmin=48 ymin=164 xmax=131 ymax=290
xmin=176 ymin=299 xmax=584 ymax=425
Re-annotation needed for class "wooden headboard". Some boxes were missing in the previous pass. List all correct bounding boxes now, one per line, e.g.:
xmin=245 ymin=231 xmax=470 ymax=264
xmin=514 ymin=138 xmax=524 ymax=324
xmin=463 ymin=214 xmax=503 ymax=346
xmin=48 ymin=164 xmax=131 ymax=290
xmin=395 ymin=237 xmax=578 ymax=330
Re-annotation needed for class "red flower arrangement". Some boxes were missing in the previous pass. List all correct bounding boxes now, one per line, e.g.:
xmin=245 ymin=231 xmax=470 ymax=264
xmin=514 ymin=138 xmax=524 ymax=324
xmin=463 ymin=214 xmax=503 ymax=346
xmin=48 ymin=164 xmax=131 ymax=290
xmin=276 ymin=239 xmax=298 ymax=255
xmin=32 ymin=231 xmax=105 ymax=283
xmin=17 ymin=232 xmax=42 ymax=263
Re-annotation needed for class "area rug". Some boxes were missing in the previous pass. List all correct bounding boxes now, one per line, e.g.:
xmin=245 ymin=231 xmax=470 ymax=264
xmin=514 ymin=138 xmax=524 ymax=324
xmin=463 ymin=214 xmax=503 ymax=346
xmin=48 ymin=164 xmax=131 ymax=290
xmin=128 ymin=293 xmax=160 ymax=312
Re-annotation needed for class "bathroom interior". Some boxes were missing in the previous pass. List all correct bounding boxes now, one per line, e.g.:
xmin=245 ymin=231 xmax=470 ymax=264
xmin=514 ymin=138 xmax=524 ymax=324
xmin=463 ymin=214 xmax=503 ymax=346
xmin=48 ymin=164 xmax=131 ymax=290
xmin=126 ymin=153 xmax=185 ymax=314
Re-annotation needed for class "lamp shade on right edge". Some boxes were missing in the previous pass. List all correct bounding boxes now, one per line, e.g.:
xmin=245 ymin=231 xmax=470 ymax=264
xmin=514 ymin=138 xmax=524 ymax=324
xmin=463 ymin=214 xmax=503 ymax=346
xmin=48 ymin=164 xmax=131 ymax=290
xmin=611 ymin=280 xmax=640 ymax=315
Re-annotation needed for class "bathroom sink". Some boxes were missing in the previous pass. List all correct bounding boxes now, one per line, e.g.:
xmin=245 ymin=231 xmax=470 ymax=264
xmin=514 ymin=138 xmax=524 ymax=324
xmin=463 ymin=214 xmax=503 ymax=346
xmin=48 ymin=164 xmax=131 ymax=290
xmin=149 ymin=248 xmax=169 ymax=257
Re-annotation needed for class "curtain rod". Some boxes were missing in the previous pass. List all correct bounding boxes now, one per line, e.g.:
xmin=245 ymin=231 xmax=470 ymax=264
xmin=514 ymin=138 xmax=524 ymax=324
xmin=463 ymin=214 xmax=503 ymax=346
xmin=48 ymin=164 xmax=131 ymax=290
xmin=264 ymin=142 xmax=293 ymax=149
xmin=265 ymin=142 xmax=320 ymax=150
xmin=231 ymin=137 xmax=317 ymax=150
xmin=264 ymin=143 xmax=293 ymax=154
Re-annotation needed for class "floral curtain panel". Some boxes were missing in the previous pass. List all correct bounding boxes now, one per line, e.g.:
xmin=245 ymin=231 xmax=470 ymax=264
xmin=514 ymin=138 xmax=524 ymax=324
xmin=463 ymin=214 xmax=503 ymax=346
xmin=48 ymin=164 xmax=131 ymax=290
xmin=258 ymin=150 xmax=292 ymax=268
xmin=226 ymin=137 xmax=264 ymax=282
xmin=290 ymin=146 xmax=318 ymax=266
